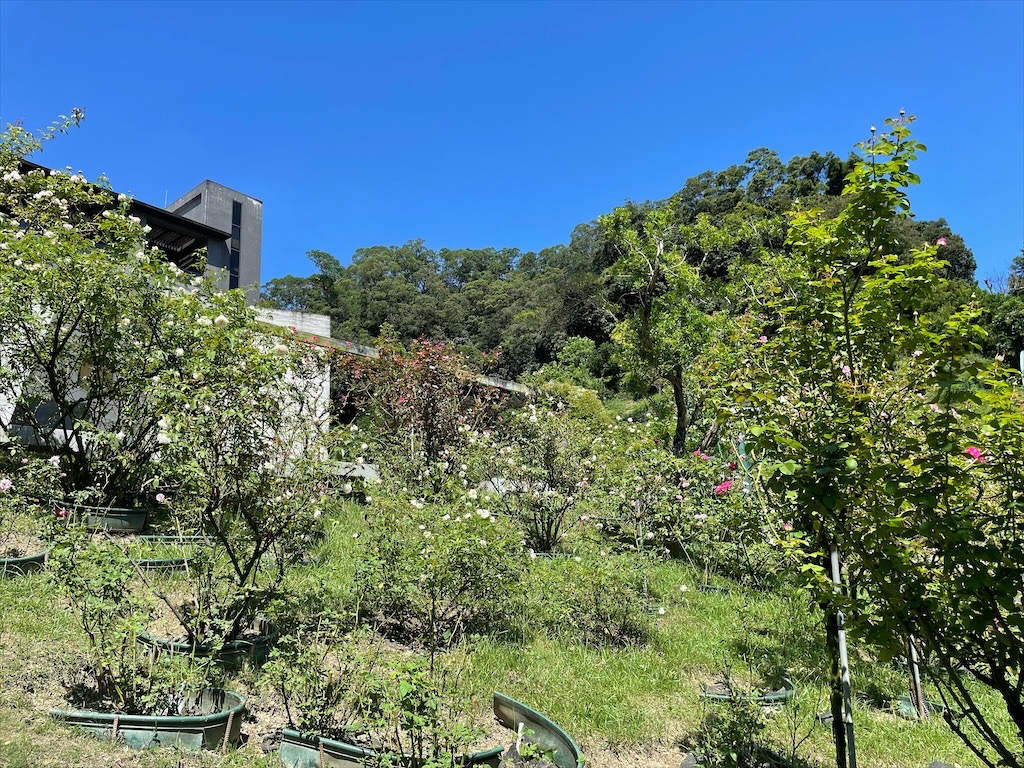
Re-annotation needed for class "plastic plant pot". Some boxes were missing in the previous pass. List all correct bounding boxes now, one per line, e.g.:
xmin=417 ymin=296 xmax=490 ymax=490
xmin=700 ymin=677 xmax=796 ymax=704
xmin=493 ymin=692 xmax=583 ymax=768
xmin=278 ymin=729 xmax=504 ymax=768
xmin=896 ymin=696 xmax=964 ymax=722
xmin=74 ymin=503 xmax=148 ymax=533
xmin=696 ymin=584 xmax=731 ymax=595
xmin=0 ymin=549 xmax=47 ymax=577
xmin=49 ymin=688 xmax=245 ymax=750
xmin=138 ymin=617 xmax=280 ymax=669
xmin=128 ymin=535 xmax=206 ymax=573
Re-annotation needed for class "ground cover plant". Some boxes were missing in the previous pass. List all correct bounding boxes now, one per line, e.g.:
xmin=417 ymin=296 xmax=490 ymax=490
xmin=1 ymin=111 xmax=1020 ymax=768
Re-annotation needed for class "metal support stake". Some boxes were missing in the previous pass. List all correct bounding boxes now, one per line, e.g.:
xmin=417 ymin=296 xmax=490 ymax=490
xmin=907 ymin=635 xmax=927 ymax=719
xmin=830 ymin=544 xmax=857 ymax=768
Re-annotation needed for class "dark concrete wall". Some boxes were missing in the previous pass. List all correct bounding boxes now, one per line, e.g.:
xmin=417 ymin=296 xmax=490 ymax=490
xmin=167 ymin=181 xmax=262 ymax=303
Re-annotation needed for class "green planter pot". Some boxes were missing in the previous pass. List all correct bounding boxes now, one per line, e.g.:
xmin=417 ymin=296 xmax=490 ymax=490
xmin=128 ymin=535 xmax=206 ymax=573
xmin=696 ymin=584 xmax=731 ymax=595
xmin=700 ymin=677 xmax=796 ymax=704
xmin=49 ymin=688 xmax=245 ymax=750
xmin=493 ymin=692 xmax=583 ymax=768
xmin=896 ymin=695 xmax=964 ymax=722
xmin=0 ymin=549 xmax=47 ymax=577
xmin=138 ymin=617 xmax=280 ymax=669
xmin=74 ymin=503 xmax=148 ymax=533
xmin=278 ymin=729 xmax=503 ymax=768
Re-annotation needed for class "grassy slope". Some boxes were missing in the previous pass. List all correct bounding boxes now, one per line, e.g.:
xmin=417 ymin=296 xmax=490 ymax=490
xmin=0 ymin=502 xmax=1013 ymax=767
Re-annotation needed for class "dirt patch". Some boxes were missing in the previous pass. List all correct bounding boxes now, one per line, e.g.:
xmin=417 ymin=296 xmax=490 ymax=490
xmin=0 ymin=530 xmax=47 ymax=559
xmin=579 ymin=739 xmax=691 ymax=768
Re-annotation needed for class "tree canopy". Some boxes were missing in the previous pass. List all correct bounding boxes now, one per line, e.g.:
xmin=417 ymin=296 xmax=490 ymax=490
xmin=261 ymin=139 xmax=1001 ymax=417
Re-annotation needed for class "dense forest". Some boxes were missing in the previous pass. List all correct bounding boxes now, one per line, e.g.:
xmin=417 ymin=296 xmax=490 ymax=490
xmin=261 ymin=145 xmax=1024 ymax=391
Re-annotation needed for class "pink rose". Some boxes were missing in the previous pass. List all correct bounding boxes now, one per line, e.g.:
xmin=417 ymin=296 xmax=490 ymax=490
xmin=965 ymin=446 xmax=986 ymax=462
xmin=0 ymin=478 xmax=12 ymax=492
xmin=757 ymin=335 xmax=768 ymax=344
xmin=713 ymin=480 xmax=734 ymax=496
xmin=936 ymin=237 xmax=947 ymax=246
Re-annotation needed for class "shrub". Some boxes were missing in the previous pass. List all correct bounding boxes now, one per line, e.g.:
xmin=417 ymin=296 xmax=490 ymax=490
xmin=362 ymin=652 xmax=485 ymax=768
xmin=263 ymin=629 xmax=380 ymax=742
xmin=48 ymin=524 xmax=219 ymax=713
xmin=333 ymin=338 xmax=502 ymax=487
xmin=525 ymin=553 xmax=652 ymax=646
xmin=355 ymin=497 xmax=527 ymax=650
xmin=484 ymin=397 xmax=593 ymax=553
xmin=152 ymin=294 xmax=334 ymax=645
xmin=0 ymin=115 xmax=242 ymax=508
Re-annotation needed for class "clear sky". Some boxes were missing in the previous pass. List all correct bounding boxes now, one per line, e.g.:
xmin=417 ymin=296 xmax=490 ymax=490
xmin=1 ymin=0 xmax=1021 ymax=286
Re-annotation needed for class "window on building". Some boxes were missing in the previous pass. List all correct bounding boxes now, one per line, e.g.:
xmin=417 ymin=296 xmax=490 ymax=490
xmin=229 ymin=200 xmax=242 ymax=289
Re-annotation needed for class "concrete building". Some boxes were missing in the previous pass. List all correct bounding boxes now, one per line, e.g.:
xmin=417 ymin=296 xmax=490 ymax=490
xmin=166 ymin=180 xmax=263 ymax=302
xmin=19 ymin=162 xmax=263 ymax=302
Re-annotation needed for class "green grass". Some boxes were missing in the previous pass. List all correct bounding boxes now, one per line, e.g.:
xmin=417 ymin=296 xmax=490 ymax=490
xmin=0 ymin=500 xmax=1017 ymax=767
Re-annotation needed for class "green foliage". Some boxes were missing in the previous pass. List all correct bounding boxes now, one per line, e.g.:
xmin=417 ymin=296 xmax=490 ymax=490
xmin=0 ymin=449 xmax=61 ymax=556
xmin=525 ymin=554 xmax=652 ymax=646
xmin=1 ymin=114 xmax=336 ymax=650
xmin=362 ymin=653 xmax=485 ymax=768
xmin=262 ymin=630 xmax=379 ymax=741
xmin=47 ymin=526 xmax=219 ymax=714
xmin=979 ymin=290 xmax=1024 ymax=363
xmin=601 ymin=205 xmax=725 ymax=453
xmin=483 ymin=398 xmax=593 ymax=553
xmin=692 ymin=686 xmax=767 ymax=768
xmin=1009 ymin=247 xmax=1024 ymax=297
xmin=740 ymin=114 xmax=1023 ymax=766
xmin=0 ymin=121 xmax=212 ymax=506
xmin=355 ymin=497 xmax=527 ymax=650
xmin=150 ymin=295 xmax=333 ymax=644
xmin=582 ymin=415 xmax=780 ymax=589
xmin=530 ymin=336 xmax=609 ymax=394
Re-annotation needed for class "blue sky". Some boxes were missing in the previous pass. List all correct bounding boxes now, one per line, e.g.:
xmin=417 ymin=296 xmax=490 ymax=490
xmin=1 ymin=0 xmax=1021 ymax=286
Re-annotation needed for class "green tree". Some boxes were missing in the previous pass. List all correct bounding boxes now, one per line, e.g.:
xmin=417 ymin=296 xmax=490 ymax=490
xmin=1008 ymin=246 xmax=1024 ymax=297
xmin=741 ymin=115 xmax=1023 ymax=767
xmin=602 ymin=207 xmax=723 ymax=454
